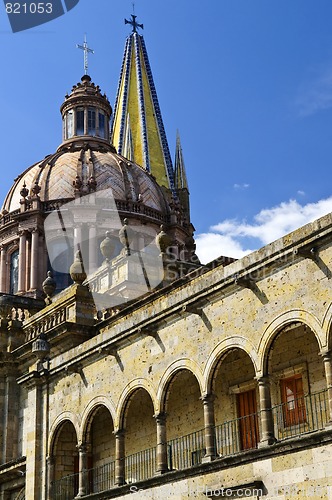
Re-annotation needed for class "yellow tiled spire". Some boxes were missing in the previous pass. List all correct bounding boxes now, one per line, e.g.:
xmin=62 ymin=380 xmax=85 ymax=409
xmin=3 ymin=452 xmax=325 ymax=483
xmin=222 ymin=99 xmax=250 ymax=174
xmin=111 ymin=16 xmax=175 ymax=192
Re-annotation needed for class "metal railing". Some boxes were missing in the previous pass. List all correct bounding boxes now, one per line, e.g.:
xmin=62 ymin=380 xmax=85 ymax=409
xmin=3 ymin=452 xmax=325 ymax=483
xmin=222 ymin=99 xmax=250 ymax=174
xmin=52 ymin=472 xmax=77 ymax=499
xmin=125 ymin=446 xmax=157 ymax=483
xmin=87 ymin=460 xmax=116 ymax=494
xmin=215 ymin=411 xmax=260 ymax=457
xmin=272 ymin=388 xmax=328 ymax=441
xmin=167 ymin=428 xmax=205 ymax=471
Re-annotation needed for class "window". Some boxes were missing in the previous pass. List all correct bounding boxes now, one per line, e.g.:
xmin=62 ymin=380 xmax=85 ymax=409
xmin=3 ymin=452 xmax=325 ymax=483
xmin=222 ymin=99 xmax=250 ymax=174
xmin=76 ymin=107 xmax=84 ymax=135
xmin=280 ymin=375 xmax=306 ymax=427
xmin=98 ymin=111 xmax=106 ymax=138
xmin=88 ymin=107 xmax=96 ymax=135
xmin=66 ymin=110 xmax=74 ymax=139
xmin=10 ymin=249 xmax=19 ymax=294
xmin=236 ymin=389 xmax=259 ymax=450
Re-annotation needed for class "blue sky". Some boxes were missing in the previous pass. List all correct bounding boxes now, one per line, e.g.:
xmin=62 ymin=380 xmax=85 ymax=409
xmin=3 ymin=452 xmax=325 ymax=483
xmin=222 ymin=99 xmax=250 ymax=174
xmin=1 ymin=0 xmax=332 ymax=263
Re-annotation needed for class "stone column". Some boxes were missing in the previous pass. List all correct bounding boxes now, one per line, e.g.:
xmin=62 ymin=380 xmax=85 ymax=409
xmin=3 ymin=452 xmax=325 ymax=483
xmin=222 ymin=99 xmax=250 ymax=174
xmin=321 ymin=350 xmax=332 ymax=423
xmin=18 ymin=231 xmax=27 ymax=293
xmin=0 ymin=246 xmax=6 ymax=293
xmin=154 ymin=412 xmax=168 ymax=474
xmin=74 ymin=225 xmax=82 ymax=254
xmin=76 ymin=444 xmax=88 ymax=497
xmin=46 ymin=454 xmax=55 ymax=499
xmin=201 ymin=393 xmax=217 ymax=461
xmin=88 ymin=225 xmax=97 ymax=273
xmin=24 ymin=376 xmax=43 ymax=499
xmin=256 ymin=376 xmax=276 ymax=446
xmin=30 ymin=229 xmax=39 ymax=290
xmin=114 ymin=429 xmax=125 ymax=486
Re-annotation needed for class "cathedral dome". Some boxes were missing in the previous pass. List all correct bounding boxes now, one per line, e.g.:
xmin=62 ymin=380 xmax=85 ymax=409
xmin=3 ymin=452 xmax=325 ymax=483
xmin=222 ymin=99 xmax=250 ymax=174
xmin=2 ymin=148 xmax=169 ymax=221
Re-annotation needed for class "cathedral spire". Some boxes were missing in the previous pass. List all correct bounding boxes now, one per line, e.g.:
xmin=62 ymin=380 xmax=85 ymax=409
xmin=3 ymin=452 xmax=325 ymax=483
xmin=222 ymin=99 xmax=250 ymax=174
xmin=111 ymin=16 xmax=175 ymax=192
xmin=174 ymin=131 xmax=188 ymax=191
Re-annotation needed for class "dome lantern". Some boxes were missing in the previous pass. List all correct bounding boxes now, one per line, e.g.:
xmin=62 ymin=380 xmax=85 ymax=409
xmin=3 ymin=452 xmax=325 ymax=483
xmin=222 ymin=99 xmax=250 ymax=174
xmin=60 ymin=75 xmax=112 ymax=148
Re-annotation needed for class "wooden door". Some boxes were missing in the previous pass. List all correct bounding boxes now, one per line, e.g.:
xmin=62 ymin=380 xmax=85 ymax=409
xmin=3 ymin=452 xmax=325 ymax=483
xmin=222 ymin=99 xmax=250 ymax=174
xmin=237 ymin=389 xmax=259 ymax=450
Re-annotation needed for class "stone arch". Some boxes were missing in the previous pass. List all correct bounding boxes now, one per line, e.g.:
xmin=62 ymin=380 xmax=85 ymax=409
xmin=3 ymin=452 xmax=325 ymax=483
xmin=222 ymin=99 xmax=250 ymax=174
xmin=259 ymin=310 xmax=324 ymax=375
xmin=204 ymin=336 xmax=259 ymax=395
xmin=49 ymin=411 xmax=80 ymax=454
xmin=157 ymin=358 xmax=204 ymax=411
xmin=322 ymin=302 xmax=332 ymax=350
xmin=80 ymin=396 xmax=116 ymax=443
xmin=49 ymin=418 xmax=79 ymax=498
xmin=117 ymin=378 xmax=158 ymax=430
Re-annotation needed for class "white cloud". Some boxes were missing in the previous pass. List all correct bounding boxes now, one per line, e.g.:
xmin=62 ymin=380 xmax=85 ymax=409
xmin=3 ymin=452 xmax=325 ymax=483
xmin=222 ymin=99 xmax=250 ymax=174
xmin=297 ymin=190 xmax=305 ymax=196
xmin=195 ymin=197 xmax=332 ymax=264
xmin=195 ymin=233 xmax=252 ymax=264
xmin=233 ymin=183 xmax=250 ymax=190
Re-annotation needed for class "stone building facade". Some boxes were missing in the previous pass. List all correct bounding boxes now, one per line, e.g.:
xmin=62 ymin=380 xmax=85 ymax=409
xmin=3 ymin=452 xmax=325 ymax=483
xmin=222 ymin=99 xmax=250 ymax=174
xmin=1 ymin=17 xmax=332 ymax=500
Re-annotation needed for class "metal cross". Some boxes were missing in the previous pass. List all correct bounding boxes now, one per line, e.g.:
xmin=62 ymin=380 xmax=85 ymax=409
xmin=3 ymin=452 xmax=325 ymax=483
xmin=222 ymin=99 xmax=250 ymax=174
xmin=124 ymin=14 xmax=144 ymax=33
xmin=76 ymin=34 xmax=94 ymax=75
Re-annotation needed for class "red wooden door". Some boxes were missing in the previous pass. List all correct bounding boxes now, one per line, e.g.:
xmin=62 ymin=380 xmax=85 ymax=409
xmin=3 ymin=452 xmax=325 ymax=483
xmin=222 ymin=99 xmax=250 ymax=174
xmin=237 ymin=389 xmax=259 ymax=450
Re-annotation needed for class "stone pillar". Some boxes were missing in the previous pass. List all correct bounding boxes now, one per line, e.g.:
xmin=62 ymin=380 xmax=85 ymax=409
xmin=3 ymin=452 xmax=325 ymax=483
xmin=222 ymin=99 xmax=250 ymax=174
xmin=2 ymin=373 xmax=19 ymax=462
xmin=30 ymin=229 xmax=39 ymax=290
xmin=46 ymin=455 xmax=55 ymax=499
xmin=154 ymin=412 xmax=168 ymax=474
xmin=24 ymin=376 xmax=43 ymax=499
xmin=114 ymin=429 xmax=125 ymax=486
xmin=256 ymin=376 xmax=276 ymax=446
xmin=0 ymin=246 xmax=6 ymax=293
xmin=74 ymin=225 xmax=82 ymax=255
xmin=88 ymin=225 xmax=97 ymax=273
xmin=321 ymin=350 xmax=332 ymax=423
xmin=18 ymin=231 xmax=27 ymax=293
xmin=76 ymin=444 xmax=88 ymax=497
xmin=201 ymin=393 xmax=217 ymax=461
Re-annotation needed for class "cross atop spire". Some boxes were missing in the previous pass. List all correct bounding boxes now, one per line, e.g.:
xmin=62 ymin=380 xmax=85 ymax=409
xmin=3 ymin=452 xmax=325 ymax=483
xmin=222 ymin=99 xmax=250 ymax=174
xmin=125 ymin=14 xmax=144 ymax=33
xmin=76 ymin=34 xmax=94 ymax=75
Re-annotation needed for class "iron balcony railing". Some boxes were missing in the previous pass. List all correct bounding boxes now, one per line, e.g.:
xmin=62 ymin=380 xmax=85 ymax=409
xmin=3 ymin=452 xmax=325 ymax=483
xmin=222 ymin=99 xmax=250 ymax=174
xmin=272 ymin=388 xmax=328 ymax=440
xmin=125 ymin=446 xmax=157 ymax=483
xmin=167 ymin=428 xmax=205 ymax=471
xmin=51 ymin=389 xmax=329 ymax=498
xmin=52 ymin=472 xmax=77 ymax=499
xmin=87 ymin=459 xmax=116 ymax=494
xmin=215 ymin=410 xmax=260 ymax=457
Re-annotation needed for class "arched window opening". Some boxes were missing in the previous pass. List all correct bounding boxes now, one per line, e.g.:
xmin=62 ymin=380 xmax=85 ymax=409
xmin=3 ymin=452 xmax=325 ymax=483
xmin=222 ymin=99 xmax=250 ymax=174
xmin=88 ymin=107 xmax=96 ymax=135
xmin=10 ymin=249 xmax=19 ymax=294
xmin=76 ymin=107 xmax=84 ymax=136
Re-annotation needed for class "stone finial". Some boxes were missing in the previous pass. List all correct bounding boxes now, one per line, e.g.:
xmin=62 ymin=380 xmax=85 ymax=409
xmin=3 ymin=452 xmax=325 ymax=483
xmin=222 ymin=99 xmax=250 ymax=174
xmin=31 ymin=180 xmax=41 ymax=197
xmin=70 ymin=250 xmax=87 ymax=284
xmin=119 ymin=218 xmax=134 ymax=256
xmin=88 ymin=175 xmax=97 ymax=192
xmin=73 ymin=175 xmax=83 ymax=192
xmin=42 ymin=271 xmax=56 ymax=304
xmin=156 ymin=225 xmax=172 ymax=254
xmin=100 ymin=231 xmax=115 ymax=262
xmin=20 ymin=181 xmax=29 ymax=199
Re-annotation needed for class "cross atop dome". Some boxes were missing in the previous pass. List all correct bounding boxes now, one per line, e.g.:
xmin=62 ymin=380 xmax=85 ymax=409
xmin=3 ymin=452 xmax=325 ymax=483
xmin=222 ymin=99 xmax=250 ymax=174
xmin=76 ymin=34 xmax=94 ymax=75
xmin=124 ymin=14 xmax=144 ymax=33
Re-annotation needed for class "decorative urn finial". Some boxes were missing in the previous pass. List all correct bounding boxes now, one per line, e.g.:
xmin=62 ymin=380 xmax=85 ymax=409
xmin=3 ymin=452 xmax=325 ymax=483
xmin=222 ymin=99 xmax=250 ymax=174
xmin=42 ymin=271 xmax=56 ymax=304
xmin=156 ymin=225 xmax=172 ymax=254
xmin=100 ymin=231 xmax=115 ymax=262
xmin=69 ymin=250 xmax=87 ymax=284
